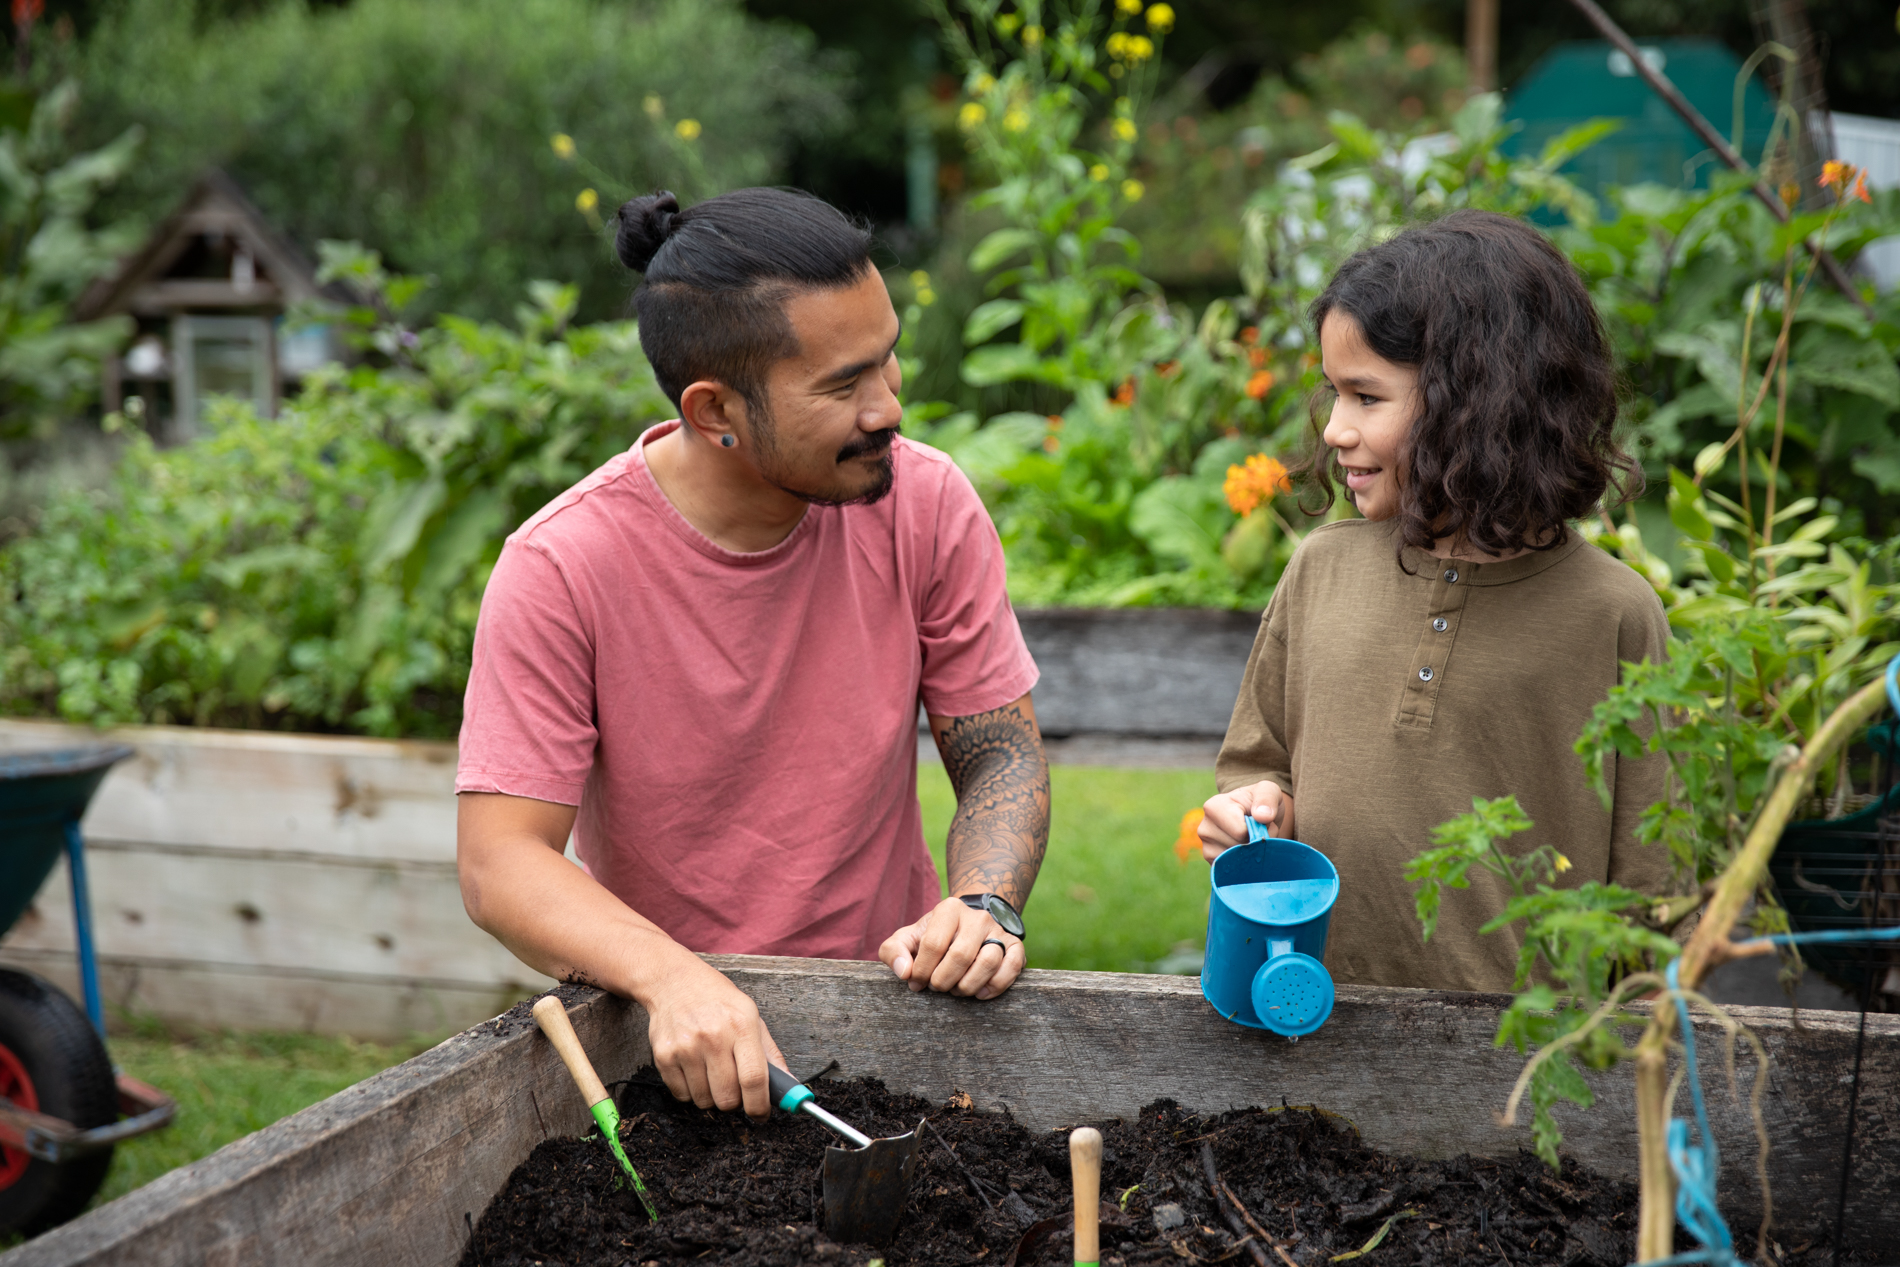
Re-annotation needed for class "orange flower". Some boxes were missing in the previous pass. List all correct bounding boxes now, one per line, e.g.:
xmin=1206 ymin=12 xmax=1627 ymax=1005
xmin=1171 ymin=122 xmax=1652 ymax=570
xmin=1043 ymin=435 xmax=1060 ymax=453
xmin=1046 ymin=414 xmax=1064 ymax=429
xmin=1245 ymin=369 xmax=1275 ymax=399
xmin=1238 ymin=325 xmax=1259 ymax=346
xmin=1174 ymin=808 xmax=1204 ymax=864
xmin=1821 ymin=161 xmax=1872 ymax=204
xmin=1223 ymin=453 xmax=1291 ymax=516
xmin=1248 ymin=347 xmax=1268 ymax=368
xmin=1155 ymin=359 xmax=1179 ymax=377
xmin=1112 ymin=378 xmax=1136 ymax=406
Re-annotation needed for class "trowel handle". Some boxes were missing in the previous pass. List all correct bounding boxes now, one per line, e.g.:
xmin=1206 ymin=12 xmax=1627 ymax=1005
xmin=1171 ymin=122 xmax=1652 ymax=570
xmin=1071 ymin=1126 xmax=1102 ymax=1265
xmin=767 ymin=1062 xmax=811 ymax=1113
xmin=533 ymin=995 xmax=609 ymax=1109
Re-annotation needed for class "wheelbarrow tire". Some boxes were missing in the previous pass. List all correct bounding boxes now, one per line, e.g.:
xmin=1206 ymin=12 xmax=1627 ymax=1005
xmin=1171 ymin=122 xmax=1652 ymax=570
xmin=0 ymin=969 xmax=117 ymax=1237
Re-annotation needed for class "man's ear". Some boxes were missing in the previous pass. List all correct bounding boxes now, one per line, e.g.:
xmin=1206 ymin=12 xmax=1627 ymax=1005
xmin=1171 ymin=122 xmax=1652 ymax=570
xmin=679 ymin=379 xmax=748 ymax=447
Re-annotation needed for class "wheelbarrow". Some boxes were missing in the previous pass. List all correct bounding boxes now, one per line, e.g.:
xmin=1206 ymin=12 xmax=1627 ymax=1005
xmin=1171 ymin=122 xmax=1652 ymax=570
xmin=0 ymin=746 xmax=176 ymax=1237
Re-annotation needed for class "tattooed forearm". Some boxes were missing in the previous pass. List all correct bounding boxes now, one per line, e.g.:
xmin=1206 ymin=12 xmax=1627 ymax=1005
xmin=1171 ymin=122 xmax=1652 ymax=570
xmin=930 ymin=696 xmax=1051 ymax=909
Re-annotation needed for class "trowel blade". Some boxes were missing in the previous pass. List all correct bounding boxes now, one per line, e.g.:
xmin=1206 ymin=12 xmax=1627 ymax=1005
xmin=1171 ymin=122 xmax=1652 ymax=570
xmin=822 ymin=1119 xmax=923 ymax=1245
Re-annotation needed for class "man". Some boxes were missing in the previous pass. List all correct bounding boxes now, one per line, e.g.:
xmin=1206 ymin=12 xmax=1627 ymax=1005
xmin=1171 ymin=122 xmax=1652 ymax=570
xmin=455 ymin=187 xmax=1050 ymax=1124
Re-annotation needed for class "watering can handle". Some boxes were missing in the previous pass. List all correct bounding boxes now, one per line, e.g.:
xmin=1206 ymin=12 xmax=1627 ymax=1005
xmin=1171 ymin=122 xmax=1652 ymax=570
xmin=1246 ymin=814 xmax=1273 ymax=845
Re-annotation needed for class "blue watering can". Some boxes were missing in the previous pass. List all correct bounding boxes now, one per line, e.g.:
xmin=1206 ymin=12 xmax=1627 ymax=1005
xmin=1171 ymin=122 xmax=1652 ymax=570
xmin=1201 ymin=817 xmax=1338 ymax=1038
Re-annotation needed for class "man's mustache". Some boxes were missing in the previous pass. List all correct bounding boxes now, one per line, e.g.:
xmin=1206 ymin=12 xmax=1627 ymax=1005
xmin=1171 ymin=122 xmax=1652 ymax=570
xmin=837 ymin=427 xmax=899 ymax=463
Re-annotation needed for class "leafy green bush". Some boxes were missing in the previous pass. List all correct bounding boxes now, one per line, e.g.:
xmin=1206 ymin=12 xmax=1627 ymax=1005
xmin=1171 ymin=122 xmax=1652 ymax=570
xmin=0 ymin=259 xmax=672 ymax=735
xmin=0 ymin=79 xmax=141 ymax=445
xmin=75 ymin=0 xmax=849 ymax=322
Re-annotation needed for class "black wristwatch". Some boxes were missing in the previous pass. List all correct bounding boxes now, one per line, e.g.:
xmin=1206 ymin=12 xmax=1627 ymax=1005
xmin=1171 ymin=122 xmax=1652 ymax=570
xmin=958 ymin=892 xmax=1026 ymax=939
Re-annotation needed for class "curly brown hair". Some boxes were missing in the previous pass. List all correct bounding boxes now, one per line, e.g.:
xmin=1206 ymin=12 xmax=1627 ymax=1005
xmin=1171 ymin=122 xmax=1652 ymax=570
xmin=1298 ymin=209 xmax=1639 ymax=556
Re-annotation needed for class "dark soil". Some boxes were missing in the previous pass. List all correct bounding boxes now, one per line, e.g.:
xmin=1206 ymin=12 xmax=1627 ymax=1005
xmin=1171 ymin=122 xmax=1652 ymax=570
xmin=462 ymin=1071 xmax=1854 ymax=1267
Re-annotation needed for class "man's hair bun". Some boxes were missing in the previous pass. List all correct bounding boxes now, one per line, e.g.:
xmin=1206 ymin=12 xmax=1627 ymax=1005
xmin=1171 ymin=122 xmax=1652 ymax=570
xmin=615 ymin=190 xmax=681 ymax=272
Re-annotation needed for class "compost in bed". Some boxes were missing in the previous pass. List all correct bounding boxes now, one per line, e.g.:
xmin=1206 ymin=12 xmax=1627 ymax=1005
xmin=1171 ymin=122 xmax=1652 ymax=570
xmin=466 ymin=1067 xmax=1748 ymax=1267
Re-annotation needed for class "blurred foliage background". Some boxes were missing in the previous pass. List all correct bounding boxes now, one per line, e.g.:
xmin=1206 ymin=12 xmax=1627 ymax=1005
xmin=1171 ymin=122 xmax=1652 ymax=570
xmin=0 ymin=0 xmax=1895 ymax=736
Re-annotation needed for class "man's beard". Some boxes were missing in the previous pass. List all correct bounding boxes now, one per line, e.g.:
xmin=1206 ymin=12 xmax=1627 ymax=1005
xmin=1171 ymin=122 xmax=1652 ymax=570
xmin=749 ymin=406 xmax=898 ymax=508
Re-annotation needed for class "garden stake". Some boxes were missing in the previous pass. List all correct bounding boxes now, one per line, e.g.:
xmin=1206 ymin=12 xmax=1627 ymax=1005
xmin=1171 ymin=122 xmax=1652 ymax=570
xmin=530 ymin=995 xmax=659 ymax=1222
xmin=1070 ymin=1127 xmax=1101 ymax=1267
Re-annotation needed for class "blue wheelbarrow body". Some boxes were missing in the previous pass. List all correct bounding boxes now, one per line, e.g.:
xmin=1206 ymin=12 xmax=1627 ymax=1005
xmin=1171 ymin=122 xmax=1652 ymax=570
xmin=0 ymin=745 xmax=174 ymax=1199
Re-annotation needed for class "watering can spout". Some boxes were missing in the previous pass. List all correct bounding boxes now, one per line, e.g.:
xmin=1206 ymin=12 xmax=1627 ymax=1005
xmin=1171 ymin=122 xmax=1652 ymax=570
xmin=1201 ymin=819 xmax=1339 ymax=1037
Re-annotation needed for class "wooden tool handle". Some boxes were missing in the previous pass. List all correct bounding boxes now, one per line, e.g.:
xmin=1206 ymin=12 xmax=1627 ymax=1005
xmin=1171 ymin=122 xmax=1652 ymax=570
xmin=533 ymin=995 xmax=609 ymax=1109
xmin=1070 ymin=1126 xmax=1103 ymax=1265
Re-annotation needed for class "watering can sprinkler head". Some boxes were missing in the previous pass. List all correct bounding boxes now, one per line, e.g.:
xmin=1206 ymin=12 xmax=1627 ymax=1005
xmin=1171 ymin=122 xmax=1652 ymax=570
xmin=1201 ymin=818 xmax=1338 ymax=1039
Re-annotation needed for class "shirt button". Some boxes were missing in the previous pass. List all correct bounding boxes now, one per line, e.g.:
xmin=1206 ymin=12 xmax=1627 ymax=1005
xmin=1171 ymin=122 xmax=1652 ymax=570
xmin=1418 ymin=666 xmax=1435 ymax=682
xmin=1433 ymin=617 xmax=1448 ymax=632
xmin=1443 ymin=568 xmax=1459 ymax=583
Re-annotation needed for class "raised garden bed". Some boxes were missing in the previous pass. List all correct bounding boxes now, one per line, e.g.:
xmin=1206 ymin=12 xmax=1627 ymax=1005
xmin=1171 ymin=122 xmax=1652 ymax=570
xmin=3 ymin=957 xmax=1894 ymax=1266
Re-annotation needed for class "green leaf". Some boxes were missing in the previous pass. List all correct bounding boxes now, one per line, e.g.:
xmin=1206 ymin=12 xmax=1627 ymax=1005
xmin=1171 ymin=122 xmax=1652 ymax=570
xmin=1127 ymin=476 xmax=1228 ymax=574
xmin=969 ymin=228 xmax=1039 ymax=272
xmin=963 ymin=299 xmax=1026 ymax=345
xmin=959 ymin=343 xmax=1045 ymax=386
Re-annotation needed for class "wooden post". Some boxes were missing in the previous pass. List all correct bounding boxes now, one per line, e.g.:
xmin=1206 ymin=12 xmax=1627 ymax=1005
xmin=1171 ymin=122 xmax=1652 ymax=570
xmin=1465 ymin=0 xmax=1498 ymax=92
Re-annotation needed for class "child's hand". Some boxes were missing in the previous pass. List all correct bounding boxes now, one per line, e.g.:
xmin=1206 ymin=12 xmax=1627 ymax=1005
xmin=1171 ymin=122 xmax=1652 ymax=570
xmin=1198 ymin=781 xmax=1295 ymax=863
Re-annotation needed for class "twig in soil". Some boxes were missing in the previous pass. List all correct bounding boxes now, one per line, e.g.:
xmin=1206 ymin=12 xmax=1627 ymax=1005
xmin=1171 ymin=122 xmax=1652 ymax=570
xmin=1217 ymin=1178 xmax=1299 ymax=1267
xmin=921 ymin=1118 xmax=996 ymax=1210
xmin=1199 ymin=1141 xmax=1270 ymax=1267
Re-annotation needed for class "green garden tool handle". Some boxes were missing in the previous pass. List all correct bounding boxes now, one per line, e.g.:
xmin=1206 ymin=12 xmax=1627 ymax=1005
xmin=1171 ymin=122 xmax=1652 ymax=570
xmin=768 ymin=1063 xmax=872 ymax=1148
xmin=531 ymin=995 xmax=658 ymax=1220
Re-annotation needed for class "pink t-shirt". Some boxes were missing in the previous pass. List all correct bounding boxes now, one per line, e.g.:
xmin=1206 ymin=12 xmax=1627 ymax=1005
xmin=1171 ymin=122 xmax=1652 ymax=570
xmin=456 ymin=423 xmax=1039 ymax=961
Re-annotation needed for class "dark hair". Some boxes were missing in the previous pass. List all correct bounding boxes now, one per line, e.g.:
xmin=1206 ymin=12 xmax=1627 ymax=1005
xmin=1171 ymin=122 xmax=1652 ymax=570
xmin=616 ymin=188 xmax=875 ymax=410
xmin=1300 ymin=209 xmax=1637 ymax=556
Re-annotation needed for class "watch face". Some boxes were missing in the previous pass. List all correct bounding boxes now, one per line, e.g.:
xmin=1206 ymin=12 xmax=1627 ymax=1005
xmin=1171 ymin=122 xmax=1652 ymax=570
xmin=983 ymin=894 xmax=1026 ymax=938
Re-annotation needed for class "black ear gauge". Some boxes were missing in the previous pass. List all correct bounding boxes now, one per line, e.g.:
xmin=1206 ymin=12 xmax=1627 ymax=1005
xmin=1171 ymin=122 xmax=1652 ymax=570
xmin=721 ymin=434 xmax=736 ymax=447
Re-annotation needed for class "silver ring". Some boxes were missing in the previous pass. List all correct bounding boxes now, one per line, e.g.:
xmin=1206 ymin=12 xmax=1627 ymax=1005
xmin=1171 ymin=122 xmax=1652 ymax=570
xmin=980 ymin=937 xmax=1008 ymax=954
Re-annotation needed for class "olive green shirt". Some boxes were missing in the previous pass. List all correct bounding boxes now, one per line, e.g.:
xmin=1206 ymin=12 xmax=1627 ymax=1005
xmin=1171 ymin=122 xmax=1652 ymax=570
xmin=1216 ymin=518 xmax=1671 ymax=994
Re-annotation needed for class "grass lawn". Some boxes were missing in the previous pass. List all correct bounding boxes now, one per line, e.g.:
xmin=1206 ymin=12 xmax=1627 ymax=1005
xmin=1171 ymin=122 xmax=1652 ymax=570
xmin=918 ymin=763 xmax=1213 ymax=972
xmin=5 ymin=764 xmax=1211 ymax=1240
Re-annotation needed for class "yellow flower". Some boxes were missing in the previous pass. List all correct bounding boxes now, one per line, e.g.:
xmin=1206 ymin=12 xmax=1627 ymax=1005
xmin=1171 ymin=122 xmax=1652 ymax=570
xmin=1223 ymin=454 xmax=1292 ymax=516
xmin=1022 ymin=23 xmax=1043 ymax=47
xmin=910 ymin=269 xmax=930 ymax=288
xmin=1554 ymin=852 xmax=1573 ymax=874
xmin=996 ymin=12 xmax=1021 ymax=34
xmin=1174 ymin=808 xmax=1205 ymax=864
xmin=1117 ymin=0 xmax=1142 ymax=13
xmin=575 ymin=188 xmax=598 ymax=213
xmin=959 ymin=101 xmax=988 ymax=131
xmin=642 ymin=94 xmax=664 ymax=120
xmin=1146 ymin=3 xmax=1174 ymax=32
xmin=1121 ymin=177 xmax=1145 ymax=201
xmin=1112 ymin=117 xmax=1137 ymax=142
xmin=1106 ymin=31 xmax=1129 ymax=59
xmin=972 ymin=72 xmax=996 ymax=94
xmin=674 ymin=118 xmax=701 ymax=141
xmin=1004 ymin=107 xmax=1030 ymax=132
xmin=1125 ymin=34 xmax=1154 ymax=62
xmin=549 ymin=132 xmax=576 ymax=160
xmin=1088 ymin=163 xmax=1109 ymax=181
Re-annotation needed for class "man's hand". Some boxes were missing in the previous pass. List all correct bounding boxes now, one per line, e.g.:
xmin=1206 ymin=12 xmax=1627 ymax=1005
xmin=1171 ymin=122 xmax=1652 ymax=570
xmin=644 ymin=954 xmax=788 ymax=1119
xmin=880 ymin=895 xmax=1025 ymax=1000
xmin=1198 ymin=780 xmax=1295 ymax=863
xmin=459 ymin=792 xmax=787 ymax=1117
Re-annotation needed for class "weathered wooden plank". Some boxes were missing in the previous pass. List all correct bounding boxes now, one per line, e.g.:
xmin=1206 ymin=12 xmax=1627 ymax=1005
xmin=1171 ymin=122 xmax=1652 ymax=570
xmin=1017 ymin=609 xmax=1260 ymax=737
xmin=6 ymin=847 xmax=538 ymax=986
xmin=0 ymin=719 xmax=459 ymax=863
xmin=0 ymin=947 xmax=538 ymax=1040
xmin=6 ymin=957 xmax=1893 ymax=1266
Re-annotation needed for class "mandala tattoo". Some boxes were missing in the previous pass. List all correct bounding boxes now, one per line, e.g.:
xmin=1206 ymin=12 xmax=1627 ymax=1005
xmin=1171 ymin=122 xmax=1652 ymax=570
xmin=932 ymin=700 xmax=1051 ymax=909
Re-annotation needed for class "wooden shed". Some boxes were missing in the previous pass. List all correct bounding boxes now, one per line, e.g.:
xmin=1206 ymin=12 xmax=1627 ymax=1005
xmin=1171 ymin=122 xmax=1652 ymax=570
xmin=72 ymin=171 xmax=342 ymax=442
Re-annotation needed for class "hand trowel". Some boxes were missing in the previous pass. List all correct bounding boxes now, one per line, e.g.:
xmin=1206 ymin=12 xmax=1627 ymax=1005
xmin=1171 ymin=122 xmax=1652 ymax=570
xmin=768 ymin=1064 xmax=921 ymax=1245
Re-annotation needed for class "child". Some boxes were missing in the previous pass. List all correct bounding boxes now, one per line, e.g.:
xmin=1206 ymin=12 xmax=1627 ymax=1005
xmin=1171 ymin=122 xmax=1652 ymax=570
xmin=1198 ymin=209 xmax=1670 ymax=995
